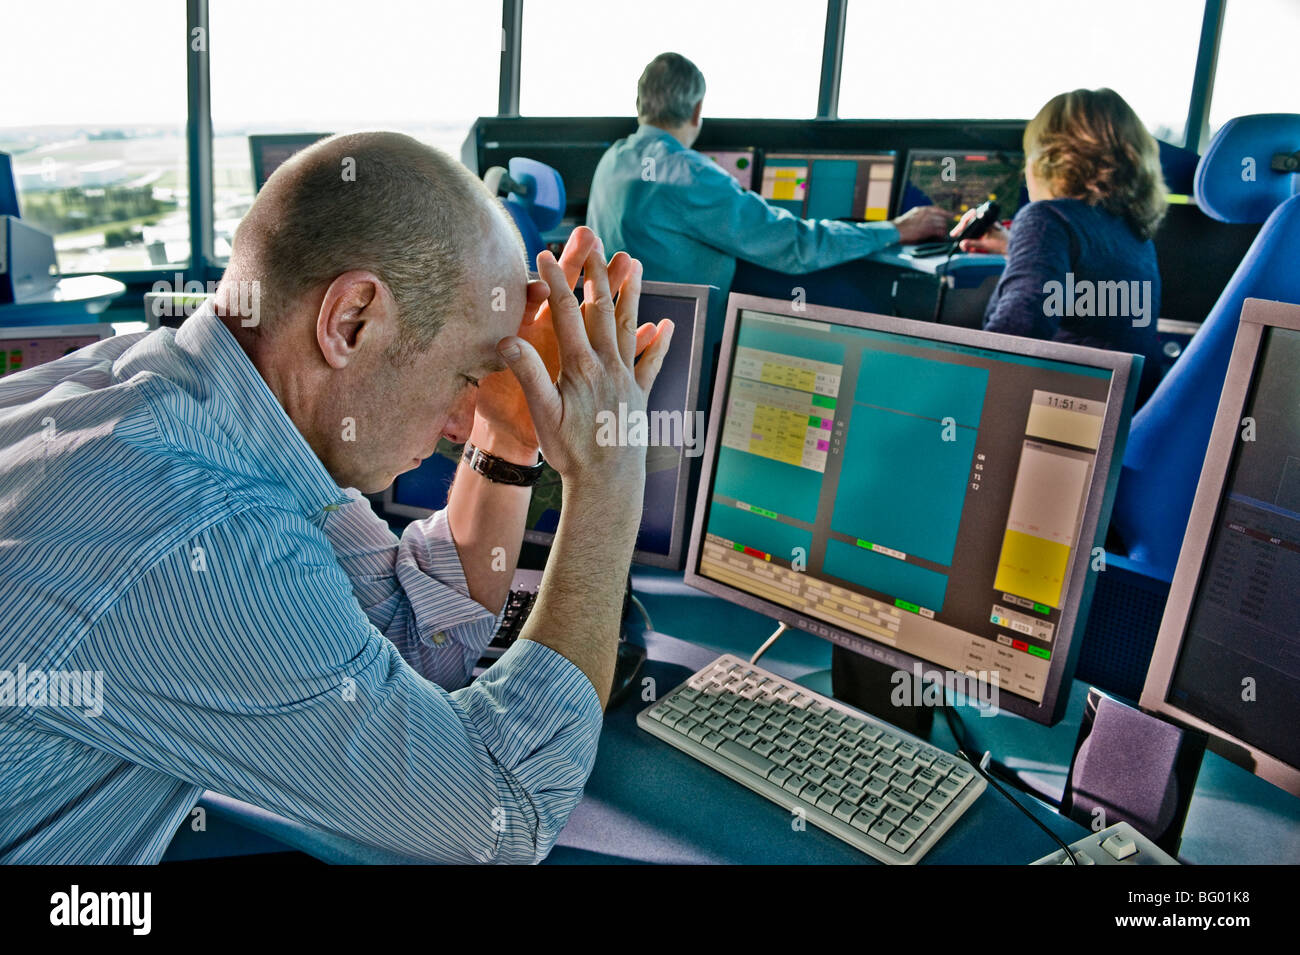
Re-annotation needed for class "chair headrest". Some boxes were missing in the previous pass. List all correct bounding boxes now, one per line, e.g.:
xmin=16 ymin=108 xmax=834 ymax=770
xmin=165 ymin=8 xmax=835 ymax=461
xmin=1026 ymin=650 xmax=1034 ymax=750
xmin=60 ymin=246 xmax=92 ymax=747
xmin=507 ymin=157 xmax=566 ymax=233
xmin=1195 ymin=113 xmax=1300 ymax=223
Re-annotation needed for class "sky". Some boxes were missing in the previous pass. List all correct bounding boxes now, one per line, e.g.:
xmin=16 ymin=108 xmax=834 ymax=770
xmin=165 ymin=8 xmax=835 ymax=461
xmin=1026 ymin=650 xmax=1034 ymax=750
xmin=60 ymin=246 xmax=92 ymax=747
xmin=1 ymin=0 xmax=1295 ymax=137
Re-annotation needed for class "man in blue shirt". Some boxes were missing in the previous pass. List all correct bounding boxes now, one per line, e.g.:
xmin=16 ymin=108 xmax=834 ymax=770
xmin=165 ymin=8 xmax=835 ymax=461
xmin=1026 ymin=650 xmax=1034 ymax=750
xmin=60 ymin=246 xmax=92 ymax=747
xmin=0 ymin=132 xmax=671 ymax=863
xmin=587 ymin=52 xmax=951 ymax=339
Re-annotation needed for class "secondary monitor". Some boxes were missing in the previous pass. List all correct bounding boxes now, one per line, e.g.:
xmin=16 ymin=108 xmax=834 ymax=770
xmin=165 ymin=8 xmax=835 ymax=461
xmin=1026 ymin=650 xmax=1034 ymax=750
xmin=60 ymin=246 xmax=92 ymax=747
xmin=700 ymin=147 xmax=758 ymax=192
xmin=759 ymin=151 xmax=897 ymax=222
xmin=382 ymin=281 xmax=710 ymax=569
xmin=1141 ymin=298 xmax=1300 ymax=797
xmin=249 ymin=133 xmax=332 ymax=192
xmin=898 ymin=148 xmax=1028 ymax=225
xmin=0 ymin=323 xmax=114 ymax=377
xmin=685 ymin=293 xmax=1141 ymax=724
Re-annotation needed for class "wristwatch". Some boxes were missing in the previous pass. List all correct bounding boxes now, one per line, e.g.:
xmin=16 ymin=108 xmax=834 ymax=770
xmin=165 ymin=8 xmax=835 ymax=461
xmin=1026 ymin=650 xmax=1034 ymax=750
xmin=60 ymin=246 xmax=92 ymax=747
xmin=461 ymin=441 xmax=545 ymax=487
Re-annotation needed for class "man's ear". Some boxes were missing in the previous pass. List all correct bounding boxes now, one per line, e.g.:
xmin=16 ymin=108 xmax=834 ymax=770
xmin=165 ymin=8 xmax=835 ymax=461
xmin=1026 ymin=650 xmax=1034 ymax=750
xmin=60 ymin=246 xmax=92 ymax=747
xmin=692 ymin=99 xmax=703 ymax=127
xmin=316 ymin=270 xmax=391 ymax=369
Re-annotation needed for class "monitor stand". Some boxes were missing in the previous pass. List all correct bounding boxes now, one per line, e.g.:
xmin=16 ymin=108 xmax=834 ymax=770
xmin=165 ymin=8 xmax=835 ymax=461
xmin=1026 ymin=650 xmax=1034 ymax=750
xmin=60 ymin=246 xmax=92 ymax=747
xmin=830 ymin=645 xmax=934 ymax=739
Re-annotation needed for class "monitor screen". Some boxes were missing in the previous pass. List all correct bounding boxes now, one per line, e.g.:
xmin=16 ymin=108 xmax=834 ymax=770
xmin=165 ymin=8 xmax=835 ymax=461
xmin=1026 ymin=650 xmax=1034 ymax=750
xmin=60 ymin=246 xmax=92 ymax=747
xmin=249 ymin=133 xmax=332 ymax=192
xmin=759 ymin=152 xmax=896 ymax=222
xmin=384 ymin=283 xmax=709 ymax=569
xmin=1152 ymin=317 xmax=1300 ymax=789
xmin=898 ymin=148 xmax=1028 ymax=225
xmin=686 ymin=295 xmax=1138 ymax=723
xmin=700 ymin=148 xmax=758 ymax=191
xmin=0 ymin=326 xmax=111 ymax=377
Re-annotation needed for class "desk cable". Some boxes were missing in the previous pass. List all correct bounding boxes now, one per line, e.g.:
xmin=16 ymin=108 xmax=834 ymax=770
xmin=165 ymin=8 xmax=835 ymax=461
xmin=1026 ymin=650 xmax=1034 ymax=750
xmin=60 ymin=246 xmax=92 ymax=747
xmin=749 ymin=622 xmax=789 ymax=665
xmin=942 ymin=703 xmax=1062 ymax=807
xmin=956 ymin=746 xmax=1078 ymax=864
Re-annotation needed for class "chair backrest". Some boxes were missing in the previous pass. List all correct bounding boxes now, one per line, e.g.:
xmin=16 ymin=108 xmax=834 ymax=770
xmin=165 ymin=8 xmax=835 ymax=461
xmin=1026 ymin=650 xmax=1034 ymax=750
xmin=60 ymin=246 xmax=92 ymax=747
xmin=487 ymin=157 xmax=566 ymax=269
xmin=1111 ymin=114 xmax=1300 ymax=578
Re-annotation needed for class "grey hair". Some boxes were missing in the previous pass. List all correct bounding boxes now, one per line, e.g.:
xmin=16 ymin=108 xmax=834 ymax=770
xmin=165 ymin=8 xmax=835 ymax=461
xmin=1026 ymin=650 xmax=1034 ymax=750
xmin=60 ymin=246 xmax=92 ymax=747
xmin=224 ymin=131 xmax=510 ymax=357
xmin=636 ymin=52 xmax=706 ymax=127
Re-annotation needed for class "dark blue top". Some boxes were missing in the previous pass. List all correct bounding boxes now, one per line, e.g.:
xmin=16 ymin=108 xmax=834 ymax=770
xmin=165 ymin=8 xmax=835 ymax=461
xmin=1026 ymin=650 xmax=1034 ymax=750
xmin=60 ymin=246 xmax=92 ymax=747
xmin=983 ymin=198 xmax=1162 ymax=404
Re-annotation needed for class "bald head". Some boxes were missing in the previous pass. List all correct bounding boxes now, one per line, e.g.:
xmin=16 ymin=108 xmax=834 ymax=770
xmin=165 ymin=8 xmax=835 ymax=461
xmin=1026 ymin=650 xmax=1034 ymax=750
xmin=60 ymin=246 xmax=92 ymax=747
xmin=225 ymin=131 xmax=517 ymax=353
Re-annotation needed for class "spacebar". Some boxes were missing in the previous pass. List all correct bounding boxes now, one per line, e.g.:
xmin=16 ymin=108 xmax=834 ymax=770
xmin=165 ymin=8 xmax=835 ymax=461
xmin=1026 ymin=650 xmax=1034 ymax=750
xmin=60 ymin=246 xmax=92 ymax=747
xmin=717 ymin=740 xmax=775 ymax=778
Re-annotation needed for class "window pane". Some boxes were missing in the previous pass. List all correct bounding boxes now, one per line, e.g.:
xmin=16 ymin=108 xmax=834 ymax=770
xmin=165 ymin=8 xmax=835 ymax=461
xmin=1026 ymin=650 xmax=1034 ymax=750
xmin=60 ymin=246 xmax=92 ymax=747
xmin=520 ymin=0 xmax=827 ymax=118
xmin=840 ymin=0 xmax=1202 ymax=142
xmin=209 ymin=0 xmax=500 ymax=261
xmin=1208 ymin=0 xmax=1300 ymax=137
xmin=0 ymin=1 xmax=188 ymax=274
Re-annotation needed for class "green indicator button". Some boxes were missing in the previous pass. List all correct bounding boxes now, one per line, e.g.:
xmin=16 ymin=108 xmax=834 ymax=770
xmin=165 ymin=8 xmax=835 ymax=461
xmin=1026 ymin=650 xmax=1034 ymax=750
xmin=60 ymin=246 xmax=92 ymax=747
xmin=1033 ymin=603 xmax=1051 ymax=615
xmin=808 ymin=414 xmax=821 ymax=427
xmin=733 ymin=542 xmax=745 ymax=553
xmin=1027 ymin=645 xmax=1051 ymax=659
xmin=752 ymin=506 xmax=778 ymax=520
xmin=895 ymin=599 xmax=920 ymax=613
xmin=811 ymin=394 xmax=836 ymax=409
xmin=856 ymin=538 xmax=873 ymax=550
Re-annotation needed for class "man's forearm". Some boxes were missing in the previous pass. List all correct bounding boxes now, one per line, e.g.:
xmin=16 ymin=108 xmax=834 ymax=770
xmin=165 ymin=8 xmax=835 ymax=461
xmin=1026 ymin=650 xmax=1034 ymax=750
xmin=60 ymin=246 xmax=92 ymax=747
xmin=518 ymin=480 xmax=643 ymax=710
xmin=445 ymin=425 xmax=537 ymax=615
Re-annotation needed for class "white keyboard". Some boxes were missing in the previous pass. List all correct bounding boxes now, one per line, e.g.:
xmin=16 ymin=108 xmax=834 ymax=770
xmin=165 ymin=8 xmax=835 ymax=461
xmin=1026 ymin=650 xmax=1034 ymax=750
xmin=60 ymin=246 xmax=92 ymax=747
xmin=637 ymin=654 xmax=984 ymax=863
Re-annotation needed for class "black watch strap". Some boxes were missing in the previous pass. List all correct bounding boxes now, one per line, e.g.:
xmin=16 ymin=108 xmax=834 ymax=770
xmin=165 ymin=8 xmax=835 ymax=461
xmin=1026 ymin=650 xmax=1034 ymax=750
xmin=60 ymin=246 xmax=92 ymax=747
xmin=461 ymin=441 xmax=545 ymax=486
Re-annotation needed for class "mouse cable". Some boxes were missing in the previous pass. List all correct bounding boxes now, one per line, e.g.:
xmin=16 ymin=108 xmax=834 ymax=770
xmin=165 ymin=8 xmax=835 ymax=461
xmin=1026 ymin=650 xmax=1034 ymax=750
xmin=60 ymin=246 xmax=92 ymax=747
xmin=942 ymin=704 xmax=1062 ymax=807
xmin=955 ymin=747 xmax=1077 ymax=865
xmin=750 ymin=622 xmax=789 ymax=665
xmin=629 ymin=593 xmax=654 ymax=633
xmin=930 ymin=243 xmax=960 ymax=322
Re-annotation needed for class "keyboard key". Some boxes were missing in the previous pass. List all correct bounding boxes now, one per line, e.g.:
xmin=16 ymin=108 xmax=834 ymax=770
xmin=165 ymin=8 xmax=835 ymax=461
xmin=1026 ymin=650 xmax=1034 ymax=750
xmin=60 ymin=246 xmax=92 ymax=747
xmin=914 ymin=802 xmax=938 ymax=823
xmin=938 ymin=778 xmax=962 ymax=796
xmin=824 ymin=776 xmax=848 ymax=796
xmin=885 ymin=789 xmax=920 ymax=812
xmin=858 ymin=725 xmax=883 ymax=742
xmin=687 ymin=722 xmax=710 ymax=742
xmin=805 ymin=766 xmax=830 ymax=785
xmin=894 ymin=758 xmax=918 ymax=777
xmin=865 ymin=778 xmax=889 ymax=798
xmin=756 ymin=724 xmax=780 ymax=742
xmin=895 ymin=740 xmax=919 ymax=759
xmin=774 ymin=733 xmax=799 ymax=750
xmin=802 ymin=784 xmax=826 ymax=803
xmin=841 ymin=785 xmax=866 ymax=805
xmin=787 ymin=758 xmax=812 ymax=777
xmin=833 ymin=802 xmax=857 ymax=823
xmin=742 ymin=717 xmax=764 ymax=733
xmin=846 ymin=767 xmax=870 ymax=787
xmin=769 ymin=766 xmax=793 ymax=787
xmin=783 ymin=775 xmax=808 ymax=796
xmin=663 ymin=711 xmax=684 ymax=729
xmin=816 ymin=792 xmax=841 ymax=814
xmin=913 ymin=749 xmax=939 ymax=768
xmin=849 ymin=809 xmax=875 ymax=833
xmin=667 ymin=696 xmax=694 ymax=716
xmin=720 ymin=723 xmax=742 ymax=741
xmin=915 ymin=767 xmax=941 ymax=786
xmin=754 ymin=740 xmax=776 ymax=758
xmin=704 ymin=715 xmax=727 ymax=732
xmin=717 ymin=740 xmax=775 ymax=778
xmin=901 ymin=813 xmax=928 ymax=834
xmin=828 ymin=758 xmax=853 ymax=779
xmin=824 ymin=709 xmax=847 ymax=725
xmin=770 ymin=748 xmax=794 ymax=767
xmin=737 ymin=732 xmax=759 ymax=748
xmin=883 ymin=806 xmax=908 ymax=827
xmin=858 ymin=794 xmax=885 ymax=817
xmin=909 ymin=781 xmax=933 ymax=800
xmin=887 ymin=828 xmax=918 ymax=852
xmin=868 ymin=819 xmax=895 ymax=844
xmin=932 ymin=758 xmax=956 ymax=775
xmin=792 ymin=742 xmax=815 ymax=759
xmin=808 ymin=750 xmax=833 ymax=770
xmin=842 ymin=716 xmax=866 ymax=733
xmin=875 ymin=750 xmax=900 ymax=767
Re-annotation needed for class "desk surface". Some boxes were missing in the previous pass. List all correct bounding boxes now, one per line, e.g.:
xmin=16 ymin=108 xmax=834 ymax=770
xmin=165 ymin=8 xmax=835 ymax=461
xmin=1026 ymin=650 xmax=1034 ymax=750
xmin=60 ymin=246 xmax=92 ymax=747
xmin=167 ymin=569 xmax=1300 ymax=865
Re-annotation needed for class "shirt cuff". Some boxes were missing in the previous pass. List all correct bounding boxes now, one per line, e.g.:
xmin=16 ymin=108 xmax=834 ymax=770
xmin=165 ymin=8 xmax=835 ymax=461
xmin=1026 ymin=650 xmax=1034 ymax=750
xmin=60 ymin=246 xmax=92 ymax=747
xmin=397 ymin=509 xmax=503 ymax=653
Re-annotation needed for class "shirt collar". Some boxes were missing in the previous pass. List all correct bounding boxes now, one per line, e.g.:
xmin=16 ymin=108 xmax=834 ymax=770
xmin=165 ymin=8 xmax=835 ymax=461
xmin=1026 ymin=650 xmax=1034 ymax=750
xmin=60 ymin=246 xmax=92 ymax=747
xmin=173 ymin=303 xmax=347 ymax=518
xmin=634 ymin=123 xmax=685 ymax=151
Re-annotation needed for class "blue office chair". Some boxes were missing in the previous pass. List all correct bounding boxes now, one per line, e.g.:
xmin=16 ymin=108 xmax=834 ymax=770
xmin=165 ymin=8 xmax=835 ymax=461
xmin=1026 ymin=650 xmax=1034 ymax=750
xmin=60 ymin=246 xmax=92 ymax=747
xmin=1073 ymin=115 xmax=1300 ymax=701
xmin=1110 ymin=113 xmax=1300 ymax=580
xmin=484 ymin=157 xmax=566 ymax=267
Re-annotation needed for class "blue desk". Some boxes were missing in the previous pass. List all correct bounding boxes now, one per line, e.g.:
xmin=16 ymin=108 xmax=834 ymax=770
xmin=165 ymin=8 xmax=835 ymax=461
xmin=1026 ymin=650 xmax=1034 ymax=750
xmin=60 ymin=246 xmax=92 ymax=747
xmin=163 ymin=569 xmax=1300 ymax=864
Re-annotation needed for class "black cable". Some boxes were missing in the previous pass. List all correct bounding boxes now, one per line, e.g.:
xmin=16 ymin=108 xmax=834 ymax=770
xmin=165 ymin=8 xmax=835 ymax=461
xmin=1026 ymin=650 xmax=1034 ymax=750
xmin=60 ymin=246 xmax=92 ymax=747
xmin=930 ymin=242 xmax=959 ymax=322
xmin=956 ymin=747 xmax=1078 ymax=865
xmin=941 ymin=705 xmax=1062 ymax=807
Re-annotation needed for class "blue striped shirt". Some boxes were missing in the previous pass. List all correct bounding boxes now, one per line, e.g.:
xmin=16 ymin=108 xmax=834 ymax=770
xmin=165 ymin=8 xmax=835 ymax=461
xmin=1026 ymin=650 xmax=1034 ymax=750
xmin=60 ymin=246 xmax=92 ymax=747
xmin=0 ymin=305 xmax=602 ymax=864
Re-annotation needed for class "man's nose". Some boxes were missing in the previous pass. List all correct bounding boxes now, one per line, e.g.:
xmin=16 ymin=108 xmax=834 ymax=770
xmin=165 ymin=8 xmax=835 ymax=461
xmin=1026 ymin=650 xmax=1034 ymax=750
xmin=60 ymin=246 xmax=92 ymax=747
xmin=442 ymin=388 xmax=477 ymax=444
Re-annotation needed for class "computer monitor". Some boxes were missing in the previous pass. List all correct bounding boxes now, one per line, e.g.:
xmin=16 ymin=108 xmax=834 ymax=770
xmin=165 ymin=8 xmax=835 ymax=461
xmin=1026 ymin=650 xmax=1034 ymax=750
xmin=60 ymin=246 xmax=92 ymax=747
xmin=1141 ymin=298 xmax=1300 ymax=797
xmin=699 ymin=148 xmax=758 ymax=192
xmin=249 ymin=133 xmax=332 ymax=192
xmin=0 ymin=323 xmax=114 ymax=377
xmin=684 ymin=293 xmax=1141 ymax=724
xmin=759 ymin=151 xmax=897 ymax=222
xmin=898 ymin=148 xmax=1028 ymax=225
xmin=381 ymin=281 xmax=710 ymax=569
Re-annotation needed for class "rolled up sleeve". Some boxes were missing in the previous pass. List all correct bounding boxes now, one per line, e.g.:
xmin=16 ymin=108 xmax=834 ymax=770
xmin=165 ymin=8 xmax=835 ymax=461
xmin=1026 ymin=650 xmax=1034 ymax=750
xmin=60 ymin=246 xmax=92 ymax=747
xmin=31 ymin=506 xmax=601 ymax=863
xmin=317 ymin=488 xmax=501 ymax=689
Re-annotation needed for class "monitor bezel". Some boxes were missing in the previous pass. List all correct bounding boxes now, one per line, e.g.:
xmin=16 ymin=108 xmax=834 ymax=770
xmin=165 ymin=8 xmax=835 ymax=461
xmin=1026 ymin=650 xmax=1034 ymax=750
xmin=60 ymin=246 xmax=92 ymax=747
xmin=0 ymin=322 xmax=115 ymax=343
xmin=248 ymin=132 xmax=332 ymax=193
xmin=381 ymin=279 xmax=711 ymax=570
xmin=758 ymin=149 xmax=898 ymax=220
xmin=1140 ymin=297 xmax=1300 ymax=797
xmin=684 ymin=292 xmax=1139 ymax=725
xmin=896 ymin=146 xmax=1026 ymax=219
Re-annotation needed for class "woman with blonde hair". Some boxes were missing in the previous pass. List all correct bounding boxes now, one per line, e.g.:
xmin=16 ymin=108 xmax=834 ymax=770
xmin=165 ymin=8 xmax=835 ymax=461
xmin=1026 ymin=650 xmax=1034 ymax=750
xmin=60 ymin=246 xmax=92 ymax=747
xmin=957 ymin=88 xmax=1168 ymax=404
